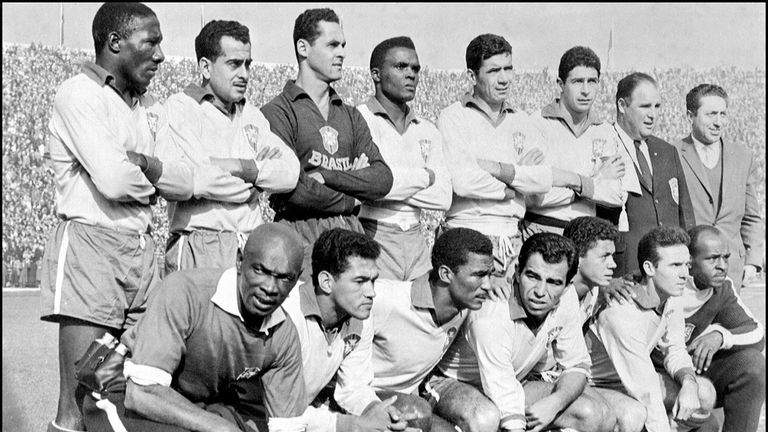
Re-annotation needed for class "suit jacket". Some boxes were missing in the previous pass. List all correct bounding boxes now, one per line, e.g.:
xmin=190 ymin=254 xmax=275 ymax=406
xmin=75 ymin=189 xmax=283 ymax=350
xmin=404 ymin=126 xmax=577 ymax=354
xmin=598 ymin=134 xmax=695 ymax=276
xmin=673 ymin=135 xmax=764 ymax=288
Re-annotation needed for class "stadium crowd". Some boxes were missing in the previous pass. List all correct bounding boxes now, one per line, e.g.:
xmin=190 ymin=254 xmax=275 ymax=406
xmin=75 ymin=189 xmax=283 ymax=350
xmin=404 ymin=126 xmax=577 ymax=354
xmin=2 ymin=42 xmax=765 ymax=286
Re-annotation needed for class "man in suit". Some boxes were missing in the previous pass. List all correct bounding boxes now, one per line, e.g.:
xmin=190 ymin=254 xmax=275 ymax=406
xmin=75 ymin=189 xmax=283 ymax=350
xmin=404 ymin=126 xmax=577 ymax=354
xmin=672 ymin=84 xmax=763 ymax=291
xmin=600 ymin=72 xmax=695 ymax=277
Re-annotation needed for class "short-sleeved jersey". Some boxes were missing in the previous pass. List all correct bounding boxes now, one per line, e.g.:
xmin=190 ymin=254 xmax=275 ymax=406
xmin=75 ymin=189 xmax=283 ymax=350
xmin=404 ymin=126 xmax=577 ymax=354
xmin=368 ymin=275 xmax=468 ymax=394
xmin=122 ymin=267 xmax=307 ymax=420
xmin=439 ymin=286 xmax=590 ymax=431
xmin=261 ymin=81 xmax=393 ymax=221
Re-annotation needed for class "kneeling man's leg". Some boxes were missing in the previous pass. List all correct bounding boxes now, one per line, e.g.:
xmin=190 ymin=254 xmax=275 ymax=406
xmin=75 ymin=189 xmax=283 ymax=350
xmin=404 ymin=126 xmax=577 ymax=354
xmin=658 ymin=372 xmax=718 ymax=431
xmin=523 ymin=380 xmax=614 ymax=432
xmin=377 ymin=390 xmax=433 ymax=432
xmin=425 ymin=375 xmax=499 ymax=432
xmin=590 ymin=386 xmax=647 ymax=432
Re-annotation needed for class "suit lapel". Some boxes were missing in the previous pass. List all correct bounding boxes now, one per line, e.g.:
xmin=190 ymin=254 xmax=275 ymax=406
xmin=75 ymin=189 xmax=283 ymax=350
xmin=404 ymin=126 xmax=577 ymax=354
xmin=719 ymin=138 xmax=735 ymax=210
xmin=679 ymin=135 xmax=713 ymax=200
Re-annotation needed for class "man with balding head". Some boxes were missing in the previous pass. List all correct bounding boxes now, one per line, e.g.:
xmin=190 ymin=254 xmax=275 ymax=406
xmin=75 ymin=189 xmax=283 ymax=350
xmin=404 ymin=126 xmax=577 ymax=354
xmin=83 ymin=223 xmax=308 ymax=432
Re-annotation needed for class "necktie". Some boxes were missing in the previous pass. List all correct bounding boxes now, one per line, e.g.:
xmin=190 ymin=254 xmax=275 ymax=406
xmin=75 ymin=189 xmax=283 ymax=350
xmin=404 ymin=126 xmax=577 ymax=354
xmin=634 ymin=140 xmax=653 ymax=191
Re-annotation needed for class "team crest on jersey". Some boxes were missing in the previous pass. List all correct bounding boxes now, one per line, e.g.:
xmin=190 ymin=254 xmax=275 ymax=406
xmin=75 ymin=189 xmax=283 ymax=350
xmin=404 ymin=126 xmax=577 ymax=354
xmin=236 ymin=366 xmax=261 ymax=381
xmin=342 ymin=334 xmax=361 ymax=358
xmin=146 ymin=112 xmax=159 ymax=141
xmin=684 ymin=323 xmax=696 ymax=343
xmin=418 ymin=139 xmax=432 ymax=162
xmin=443 ymin=327 xmax=458 ymax=351
xmin=244 ymin=124 xmax=260 ymax=153
xmin=512 ymin=131 xmax=526 ymax=157
xmin=546 ymin=326 xmax=563 ymax=348
xmin=319 ymin=126 xmax=339 ymax=155
xmin=669 ymin=178 xmax=679 ymax=205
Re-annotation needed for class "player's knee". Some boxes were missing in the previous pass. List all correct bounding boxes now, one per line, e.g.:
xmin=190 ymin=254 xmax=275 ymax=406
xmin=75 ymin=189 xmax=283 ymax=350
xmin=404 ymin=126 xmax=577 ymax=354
xmin=393 ymin=394 xmax=433 ymax=431
xmin=567 ymin=396 xmax=610 ymax=432
xmin=461 ymin=402 xmax=500 ymax=432
xmin=740 ymin=349 xmax=767 ymax=388
xmin=695 ymin=376 xmax=717 ymax=411
xmin=615 ymin=399 xmax=647 ymax=432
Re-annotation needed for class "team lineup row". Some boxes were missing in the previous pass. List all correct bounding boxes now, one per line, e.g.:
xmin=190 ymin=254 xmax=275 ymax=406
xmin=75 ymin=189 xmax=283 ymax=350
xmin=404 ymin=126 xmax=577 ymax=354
xmin=40 ymin=3 xmax=764 ymax=432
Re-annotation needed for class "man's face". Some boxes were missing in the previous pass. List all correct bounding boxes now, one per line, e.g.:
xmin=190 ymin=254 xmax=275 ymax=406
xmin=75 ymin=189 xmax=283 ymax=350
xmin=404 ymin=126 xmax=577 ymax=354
xmin=203 ymin=36 xmax=252 ymax=107
xmin=237 ymin=242 xmax=300 ymax=320
xmin=515 ymin=253 xmax=570 ymax=323
xmin=304 ymin=20 xmax=346 ymax=83
xmin=647 ymin=245 xmax=690 ymax=298
xmin=446 ymin=252 xmax=494 ymax=311
xmin=120 ymin=15 xmax=165 ymax=93
xmin=558 ymin=66 xmax=600 ymax=116
xmin=689 ymin=95 xmax=728 ymax=145
xmin=690 ymin=233 xmax=730 ymax=290
xmin=471 ymin=52 xmax=513 ymax=108
xmin=329 ymin=256 xmax=379 ymax=320
xmin=579 ymin=239 xmax=617 ymax=287
xmin=376 ymin=47 xmax=420 ymax=104
xmin=618 ymin=81 xmax=661 ymax=140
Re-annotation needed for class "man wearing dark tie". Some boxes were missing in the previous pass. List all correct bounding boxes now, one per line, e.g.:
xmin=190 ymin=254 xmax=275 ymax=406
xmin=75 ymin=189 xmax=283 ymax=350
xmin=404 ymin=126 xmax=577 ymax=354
xmin=601 ymin=72 xmax=695 ymax=276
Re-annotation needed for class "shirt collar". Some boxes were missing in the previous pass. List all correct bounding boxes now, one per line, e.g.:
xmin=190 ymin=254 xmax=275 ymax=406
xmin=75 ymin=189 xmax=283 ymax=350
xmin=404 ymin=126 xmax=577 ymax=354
xmin=284 ymin=80 xmax=343 ymax=105
xmin=297 ymin=281 xmax=321 ymax=319
xmin=183 ymin=83 xmax=246 ymax=108
xmin=631 ymin=280 xmax=662 ymax=311
xmin=365 ymin=96 xmax=420 ymax=126
xmin=82 ymin=61 xmax=147 ymax=98
xmin=541 ymin=99 xmax=602 ymax=135
xmin=507 ymin=281 xmax=528 ymax=320
xmin=691 ymin=134 xmax=720 ymax=154
xmin=410 ymin=273 xmax=435 ymax=309
xmin=461 ymin=93 xmax=516 ymax=116
xmin=615 ymin=121 xmax=645 ymax=147
xmin=211 ymin=267 xmax=287 ymax=335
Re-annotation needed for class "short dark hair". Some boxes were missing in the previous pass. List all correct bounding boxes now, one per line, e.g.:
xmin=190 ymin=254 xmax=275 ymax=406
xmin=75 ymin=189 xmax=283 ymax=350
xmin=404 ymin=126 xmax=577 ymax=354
xmin=311 ymin=228 xmax=380 ymax=287
xmin=687 ymin=225 xmax=723 ymax=257
xmin=563 ymin=216 xmax=619 ymax=257
xmin=92 ymin=2 xmax=156 ymax=53
xmin=517 ymin=233 xmax=579 ymax=284
xmin=465 ymin=34 xmax=512 ymax=73
xmin=637 ymin=226 xmax=690 ymax=276
xmin=558 ymin=46 xmax=601 ymax=82
xmin=370 ymin=36 xmax=416 ymax=70
xmin=686 ymin=84 xmax=729 ymax=114
xmin=431 ymin=228 xmax=493 ymax=274
xmin=616 ymin=72 xmax=657 ymax=112
xmin=293 ymin=8 xmax=340 ymax=58
xmin=194 ymin=20 xmax=250 ymax=62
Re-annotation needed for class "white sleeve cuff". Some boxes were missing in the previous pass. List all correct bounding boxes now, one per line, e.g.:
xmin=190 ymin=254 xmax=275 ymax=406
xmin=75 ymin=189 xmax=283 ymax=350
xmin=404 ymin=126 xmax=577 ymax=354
xmin=269 ymin=416 xmax=309 ymax=432
xmin=699 ymin=324 xmax=734 ymax=350
xmin=302 ymin=406 xmax=337 ymax=432
xmin=123 ymin=360 xmax=172 ymax=387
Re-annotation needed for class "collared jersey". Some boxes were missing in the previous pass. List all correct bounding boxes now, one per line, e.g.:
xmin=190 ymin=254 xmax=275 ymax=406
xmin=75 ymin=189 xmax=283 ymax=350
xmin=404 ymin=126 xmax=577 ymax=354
xmin=438 ymin=286 xmax=590 ymax=431
xmin=367 ymin=274 xmax=468 ymax=394
xmin=587 ymin=283 xmax=695 ymax=432
xmin=261 ymin=81 xmax=393 ymax=220
xmin=280 ymin=282 xmax=378 ymax=417
xmin=156 ymin=84 xmax=299 ymax=233
xmin=357 ymin=98 xmax=452 ymax=230
xmin=437 ymin=95 xmax=552 ymax=237
xmin=526 ymin=100 xmax=624 ymax=222
xmin=122 ymin=267 xmax=307 ymax=420
xmin=48 ymin=62 xmax=163 ymax=233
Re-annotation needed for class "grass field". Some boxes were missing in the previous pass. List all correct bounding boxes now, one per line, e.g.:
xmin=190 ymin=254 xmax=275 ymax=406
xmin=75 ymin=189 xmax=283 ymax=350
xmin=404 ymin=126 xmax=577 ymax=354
xmin=2 ymin=281 xmax=765 ymax=432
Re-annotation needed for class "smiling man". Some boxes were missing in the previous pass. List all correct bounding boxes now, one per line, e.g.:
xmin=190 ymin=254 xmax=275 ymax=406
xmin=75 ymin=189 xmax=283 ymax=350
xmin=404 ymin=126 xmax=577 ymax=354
xmin=82 ymin=223 xmax=308 ymax=432
xmin=672 ymin=84 xmax=763 ymax=291
xmin=356 ymin=36 xmax=452 ymax=281
xmin=262 ymin=8 xmax=393 ymax=282
xmin=154 ymin=19 xmax=300 ymax=275
xmin=587 ymin=226 xmax=716 ymax=432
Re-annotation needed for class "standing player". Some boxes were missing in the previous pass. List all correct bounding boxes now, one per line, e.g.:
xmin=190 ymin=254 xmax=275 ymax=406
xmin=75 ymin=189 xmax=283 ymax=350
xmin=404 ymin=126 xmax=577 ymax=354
xmin=439 ymin=35 xmax=622 ymax=298
xmin=357 ymin=36 xmax=452 ymax=281
xmin=524 ymin=46 xmax=625 ymax=238
xmin=587 ymin=226 xmax=716 ymax=432
xmin=261 ymin=8 xmax=393 ymax=278
xmin=156 ymin=20 xmax=299 ymax=274
xmin=281 ymin=228 xmax=415 ymax=432
xmin=39 ymin=4 xmax=189 ymax=431
xmin=365 ymin=228 xmax=500 ymax=432
xmin=673 ymin=84 xmax=763 ymax=290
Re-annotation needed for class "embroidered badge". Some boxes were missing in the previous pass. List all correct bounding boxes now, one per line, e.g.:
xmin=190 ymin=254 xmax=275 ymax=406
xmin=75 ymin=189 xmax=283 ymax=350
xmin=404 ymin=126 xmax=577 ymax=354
xmin=418 ymin=139 xmax=432 ymax=162
xmin=684 ymin=323 xmax=696 ymax=343
xmin=512 ymin=131 xmax=526 ymax=158
xmin=146 ymin=112 xmax=159 ymax=141
xmin=319 ymin=126 xmax=339 ymax=155
xmin=669 ymin=178 xmax=679 ymax=205
xmin=236 ymin=367 xmax=261 ymax=381
xmin=443 ymin=327 xmax=458 ymax=351
xmin=244 ymin=124 xmax=260 ymax=154
xmin=546 ymin=326 xmax=563 ymax=348
xmin=342 ymin=334 xmax=361 ymax=358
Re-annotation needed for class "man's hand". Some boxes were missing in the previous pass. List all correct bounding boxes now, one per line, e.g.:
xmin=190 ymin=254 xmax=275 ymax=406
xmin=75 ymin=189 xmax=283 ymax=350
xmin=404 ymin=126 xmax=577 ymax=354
xmin=351 ymin=153 xmax=370 ymax=170
xmin=673 ymin=377 xmax=701 ymax=421
xmin=488 ymin=274 xmax=512 ymax=301
xmin=126 ymin=150 xmax=148 ymax=170
xmin=688 ymin=332 xmax=723 ymax=374
xmin=743 ymin=265 xmax=759 ymax=287
xmin=254 ymin=145 xmax=282 ymax=161
xmin=209 ymin=158 xmax=260 ymax=183
xmin=518 ymin=148 xmax=544 ymax=166
xmin=600 ymin=277 xmax=635 ymax=306
xmin=502 ymin=187 xmax=516 ymax=200
xmin=358 ymin=396 xmax=418 ymax=432
xmin=308 ymin=171 xmax=325 ymax=184
xmin=425 ymin=168 xmax=436 ymax=188
xmin=596 ymin=155 xmax=625 ymax=179
xmin=525 ymin=396 xmax=561 ymax=432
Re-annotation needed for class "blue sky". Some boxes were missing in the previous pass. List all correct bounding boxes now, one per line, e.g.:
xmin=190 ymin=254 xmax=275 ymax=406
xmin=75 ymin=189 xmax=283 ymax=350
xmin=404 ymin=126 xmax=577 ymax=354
xmin=2 ymin=3 xmax=765 ymax=71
